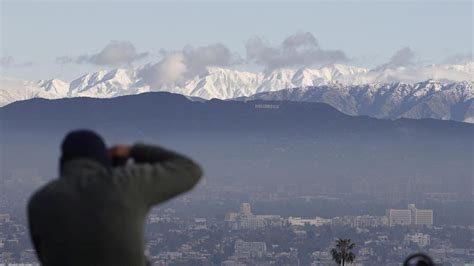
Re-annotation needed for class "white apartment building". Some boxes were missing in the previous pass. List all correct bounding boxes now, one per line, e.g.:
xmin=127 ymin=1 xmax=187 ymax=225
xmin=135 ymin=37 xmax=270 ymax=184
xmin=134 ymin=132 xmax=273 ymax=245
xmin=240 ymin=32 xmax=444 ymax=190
xmin=387 ymin=209 xmax=412 ymax=226
xmin=387 ymin=204 xmax=433 ymax=226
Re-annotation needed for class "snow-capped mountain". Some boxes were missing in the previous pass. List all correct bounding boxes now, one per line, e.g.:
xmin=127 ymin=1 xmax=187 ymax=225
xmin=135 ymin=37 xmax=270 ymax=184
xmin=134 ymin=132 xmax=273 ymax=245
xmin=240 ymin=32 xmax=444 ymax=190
xmin=37 ymin=79 xmax=69 ymax=95
xmin=0 ymin=78 xmax=59 ymax=107
xmin=243 ymin=80 xmax=474 ymax=123
xmin=182 ymin=67 xmax=264 ymax=99
xmin=66 ymin=68 xmax=151 ymax=98
xmin=1 ymin=62 xmax=472 ymax=122
xmin=0 ymin=64 xmax=371 ymax=105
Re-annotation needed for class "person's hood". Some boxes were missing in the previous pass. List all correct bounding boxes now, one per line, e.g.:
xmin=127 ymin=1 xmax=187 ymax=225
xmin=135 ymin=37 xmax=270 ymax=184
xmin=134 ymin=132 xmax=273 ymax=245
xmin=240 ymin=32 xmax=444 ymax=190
xmin=60 ymin=130 xmax=111 ymax=172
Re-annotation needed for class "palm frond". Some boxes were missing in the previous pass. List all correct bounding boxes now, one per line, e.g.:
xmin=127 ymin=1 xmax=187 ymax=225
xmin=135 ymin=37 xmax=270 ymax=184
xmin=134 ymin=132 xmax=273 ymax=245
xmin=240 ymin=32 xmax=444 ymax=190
xmin=331 ymin=238 xmax=356 ymax=265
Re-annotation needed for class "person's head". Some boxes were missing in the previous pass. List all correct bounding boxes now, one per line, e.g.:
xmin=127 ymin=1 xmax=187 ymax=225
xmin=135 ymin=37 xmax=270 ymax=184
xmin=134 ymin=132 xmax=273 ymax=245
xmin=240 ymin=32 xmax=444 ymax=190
xmin=60 ymin=129 xmax=111 ymax=170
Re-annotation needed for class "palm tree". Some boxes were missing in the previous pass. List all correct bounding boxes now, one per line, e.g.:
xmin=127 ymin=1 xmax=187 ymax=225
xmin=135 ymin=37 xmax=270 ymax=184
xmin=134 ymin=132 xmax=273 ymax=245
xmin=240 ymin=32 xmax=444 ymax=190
xmin=330 ymin=238 xmax=356 ymax=266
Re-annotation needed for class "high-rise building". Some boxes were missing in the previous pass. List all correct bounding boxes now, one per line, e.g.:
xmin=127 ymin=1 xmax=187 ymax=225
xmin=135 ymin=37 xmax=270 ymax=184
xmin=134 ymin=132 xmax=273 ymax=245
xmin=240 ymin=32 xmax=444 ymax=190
xmin=240 ymin=203 xmax=252 ymax=216
xmin=387 ymin=204 xmax=433 ymax=226
xmin=414 ymin=209 xmax=433 ymax=226
xmin=408 ymin=204 xmax=433 ymax=226
xmin=408 ymin=204 xmax=417 ymax=224
xmin=387 ymin=209 xmax=411 ymax=226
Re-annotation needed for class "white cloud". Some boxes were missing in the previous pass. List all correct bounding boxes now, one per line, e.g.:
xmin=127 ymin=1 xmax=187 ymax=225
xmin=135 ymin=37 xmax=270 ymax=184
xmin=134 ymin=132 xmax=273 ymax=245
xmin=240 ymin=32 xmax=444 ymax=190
xmin=375 ymin=46 xmax=415 ymax=70
xmin=139 ymin=53 xmax=187 ymax=87
xmin=182 ymin=43 xmax=236 ymax=75
xmin=139 ymin=43 xmax=239 ymax=88
xmin=54 ymin=56 xmax=74 ymax=66
xmin=0 ymin=56 xmax=34 ymax=68
xmin=245 ymin=32 xmax=348 ymax=70
xmin=57 ymin=41 xmax=148 ymax=67
xmin=442 ymin=53 xmax=472 ymax=64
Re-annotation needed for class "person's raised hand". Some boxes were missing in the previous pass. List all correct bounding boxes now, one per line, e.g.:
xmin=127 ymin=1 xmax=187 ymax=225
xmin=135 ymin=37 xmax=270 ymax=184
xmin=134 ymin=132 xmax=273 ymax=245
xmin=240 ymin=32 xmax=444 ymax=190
xmin=108 ymin=144 xmax=131 ymax=166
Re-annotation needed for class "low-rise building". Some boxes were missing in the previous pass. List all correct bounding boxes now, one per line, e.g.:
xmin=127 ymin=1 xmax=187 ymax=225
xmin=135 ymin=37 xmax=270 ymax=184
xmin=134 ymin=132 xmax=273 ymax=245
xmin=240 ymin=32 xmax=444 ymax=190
xmin=288 ymin=217 xmax=331 ymax=227
xmin=405 ymin=233 xmax=431 ymax=247
xmin=234 ymin=240 xmax=267 ymax=258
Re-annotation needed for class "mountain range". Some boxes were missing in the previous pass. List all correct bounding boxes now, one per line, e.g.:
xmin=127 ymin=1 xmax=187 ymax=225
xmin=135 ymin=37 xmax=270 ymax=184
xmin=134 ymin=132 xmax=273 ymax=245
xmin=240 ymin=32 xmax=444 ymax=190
xmin=1 ymin=92 xmax=472 ymax=194
xmin=241 ymin=80 xmax=473 ymax=123
xmin=1 ymin=62 xmax=472 ymax=122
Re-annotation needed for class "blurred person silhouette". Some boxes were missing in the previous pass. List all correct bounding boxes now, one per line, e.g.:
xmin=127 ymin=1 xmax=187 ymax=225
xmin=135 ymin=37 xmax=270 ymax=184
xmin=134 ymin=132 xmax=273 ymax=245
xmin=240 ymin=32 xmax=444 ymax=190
xmin=27 ymin=129 xmax=202 ymax=266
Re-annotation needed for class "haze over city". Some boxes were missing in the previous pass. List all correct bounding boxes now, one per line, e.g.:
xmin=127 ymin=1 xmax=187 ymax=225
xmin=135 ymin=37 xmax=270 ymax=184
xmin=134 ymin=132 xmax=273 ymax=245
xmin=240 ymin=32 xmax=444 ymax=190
xmin=0 ymin=1 xmax=473 ymax=265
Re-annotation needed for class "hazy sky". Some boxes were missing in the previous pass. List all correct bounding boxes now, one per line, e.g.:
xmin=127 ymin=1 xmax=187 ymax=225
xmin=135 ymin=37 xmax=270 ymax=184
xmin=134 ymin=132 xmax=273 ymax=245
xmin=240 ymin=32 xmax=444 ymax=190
xmin=1 ymin=1 xmax=472 ymax=81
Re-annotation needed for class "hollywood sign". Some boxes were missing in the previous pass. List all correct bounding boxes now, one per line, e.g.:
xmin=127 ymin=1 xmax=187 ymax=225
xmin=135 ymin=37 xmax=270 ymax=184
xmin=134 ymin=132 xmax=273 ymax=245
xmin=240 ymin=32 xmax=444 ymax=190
xmin=254 ymin=104 xmax=280 ymax=109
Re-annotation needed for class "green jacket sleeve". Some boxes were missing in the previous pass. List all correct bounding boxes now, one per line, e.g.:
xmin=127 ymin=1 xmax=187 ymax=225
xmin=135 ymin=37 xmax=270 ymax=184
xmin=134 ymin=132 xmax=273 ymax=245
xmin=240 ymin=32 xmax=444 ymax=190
xmin=115 ymin=143 xmax=203 ymax=207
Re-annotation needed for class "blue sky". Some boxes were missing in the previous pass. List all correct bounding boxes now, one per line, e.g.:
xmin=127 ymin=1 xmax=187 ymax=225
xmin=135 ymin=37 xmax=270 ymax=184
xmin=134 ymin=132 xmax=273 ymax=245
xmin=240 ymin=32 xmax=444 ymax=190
xmin=1 ymin=1 xmax=472 ymax=81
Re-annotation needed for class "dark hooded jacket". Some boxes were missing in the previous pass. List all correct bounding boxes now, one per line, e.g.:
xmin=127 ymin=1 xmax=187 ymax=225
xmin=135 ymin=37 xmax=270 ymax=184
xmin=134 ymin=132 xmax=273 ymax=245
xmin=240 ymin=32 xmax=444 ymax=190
xmin=27 ymin=131 xmax=202 ymax=266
